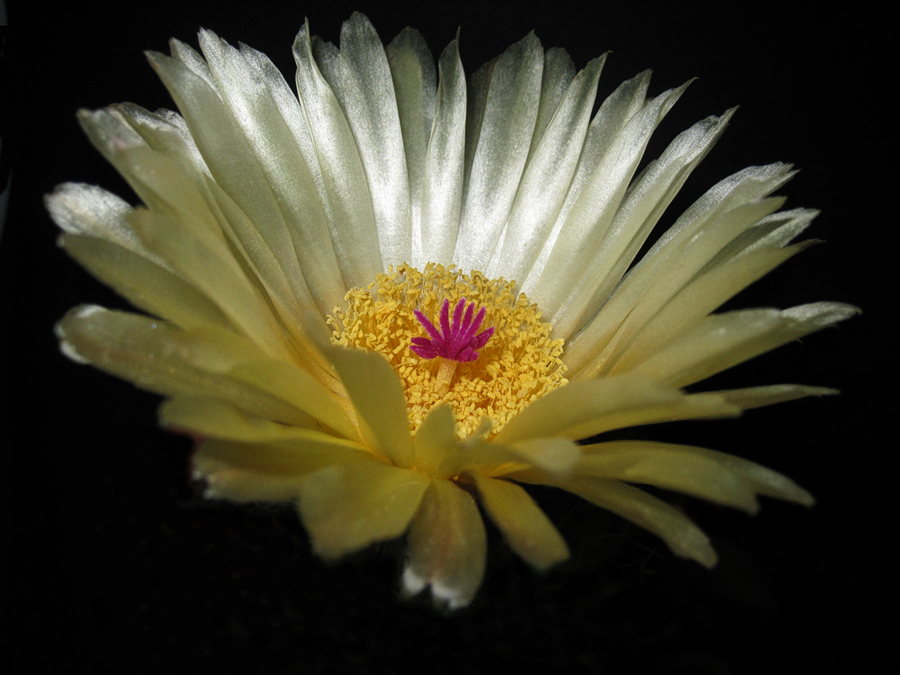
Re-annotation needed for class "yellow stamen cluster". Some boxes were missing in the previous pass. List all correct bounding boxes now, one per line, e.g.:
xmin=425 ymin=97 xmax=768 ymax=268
xmin=328 ymin=263 xmax=568 ymax=439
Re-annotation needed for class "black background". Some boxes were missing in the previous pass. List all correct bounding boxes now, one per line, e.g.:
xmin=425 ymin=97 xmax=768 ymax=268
xmin=2 ymin=1 xmax=887 ymax=673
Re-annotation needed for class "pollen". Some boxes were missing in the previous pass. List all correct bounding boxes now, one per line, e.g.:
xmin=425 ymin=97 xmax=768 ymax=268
xmin=327 ymin=263 xmax=568 ymax=439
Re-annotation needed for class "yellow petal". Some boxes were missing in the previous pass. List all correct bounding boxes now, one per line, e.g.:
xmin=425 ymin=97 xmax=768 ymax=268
xmin=413 ymin=404 xmax=459 ymax=478
xmin=577 ymin=440 xmax=759 ymax=513
xmin=559 ymin=476 xmax=718 ymax=567
xmin=56 ymin=306 xmax=351 ymax=433
xmin=606 ymin=245 xmax=806 ymax=376
xmin=494 ymin=374 xmax=737 ymax=444
xmin=59 ymin=232 xmax=233 ymax=332
xmin=193 ymin=437 xmax=369 ymax=502
xmin=672 ymin=444 xmax=815 ymax=506
xmin=160 ymin=396 xmax=364 ymax=448
xmin=325 ymin=345 xmax=415 ymax=467
xmin=473 ymin=475 xmax=569 ymax=571
xmin=296 ymin=460 xmax=429 ymax=559
xmin=402 ymin=479 xmax=486 ymax=610
xmin=128 ymin=208 xmax=293 ymax=361
xmin=704 ymin=384 xmax=836 ymax=413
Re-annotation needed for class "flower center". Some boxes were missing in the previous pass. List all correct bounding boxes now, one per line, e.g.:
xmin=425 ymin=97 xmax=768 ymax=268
xmin=327 ymin=263 xmax=568 ymax=439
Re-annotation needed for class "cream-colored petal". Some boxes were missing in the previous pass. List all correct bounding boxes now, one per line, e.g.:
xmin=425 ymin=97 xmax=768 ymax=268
xmin=628 ymin=303 xmax=859 ymax=388
xmin=325 ymin=345 xmax=415 ymax=467
xmin=559 ymin=476 xmax=718 ymax=567
xmin=47 ymin=182 xmax=160 ymax=262
xmin=606 ymin=244 xmax=808 ymax=376
xmin=147 ymin=49 xmax=330 ymax=326
xmin=473 ymin=475 xmax=569 ymax=571
xmin=529 ymin=82 xmax=691 ymax=319
xmin=197 ymin=32 xmax=347 ymax=316
xmin=128 ymin=208 xmax=292 ymax=361
xmin=453 ymin=32 xmax=544 ymax=272
xmin=296 ymin=460 xmax=429 ymax=560
xmin=530 ymin=48 xmax=577 ymax=148
xmin=417 ymin=39 xmax=466 ymax=267
xmin=682 ymin=446 xmax=815 ymax=506
xmin=528 ymin=70 xmax=651 ymax=284
xmin=552 ymin=110 xmax=735 ymax=343
xmin=575 ymin=198 xmax=787 ymax=379
xmin=56 ymin=306 xmax=344 ymax=431
xmin=313 ymin=14 xmax=412 ymax=269
xmin=577 ymin=440 xmax=759 ymax=512
xmin=160 ymin=397 xmax=362 ymax=447
xmin=413 ymin=404 xmax=459 ymax=478
xmin=566 ymin=163 xmax=796 ymax=374
xmin=293 ymin=20 xmax=383 ymax=289
xmin=489 ymin=56 xmax=605 ymax=282
xmin=77 ymin=106 xmax=222 ymax=239
xmin=402 ymin=479 xmax=487 ymax=610
xmin=705 ymin=384 xmax=836 ymax=413
xmin=58 ymin=232 xmax=232 ymax=332
xmin=385 ymin=26 xmax=436 ymax=259
xmin=488 ymin=437 xmax=581 ymax=477
xmin=84 ymin=103 xmax=328 ymax=335
xmin=493 ymin=375 xmax=738 ymax=444
xmin=194 ymin=436 xmax=370 ymax=503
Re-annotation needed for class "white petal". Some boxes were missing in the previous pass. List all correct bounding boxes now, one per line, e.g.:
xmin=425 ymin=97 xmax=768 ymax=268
xmin=489 ymin=56 xmax=605 ymax=282
xmin=453 ymin=32 xmax=544 ymax=272
xmin=386 ymin=26 xmax=437 ymax=264
xmin=46 ymin=182 xmax=154 ymax=260
xmin=418 ymin=39 xmax=467 ymax=267
xmin=311 ymin=13 xmax=412 ymax=269
xmin=197 ymin=31 xmax=347 ymax=315
xmin=551 ymin=109 xmax=736 ymax=341
xmin=529 ymin=82 xmax=691 ymax=320
xmin=628 ymin=303 xmax=859 ymax=388
xmin=566 ymin=163 xmax=798 ymax=375
xmin=292 ymin=21 xmax=382 ymax=288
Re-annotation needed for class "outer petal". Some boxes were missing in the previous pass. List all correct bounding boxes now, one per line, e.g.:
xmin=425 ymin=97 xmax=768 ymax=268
xmin=292 ymin=20 xmax=383 ymax=289
xmin=566 ymin=163 xmax=797 ymax=374
xmin=402 ymin=479 xmax=487 ymax=610
xmin=418 ymin=39 xmax=466 ymax=267
xmin=193 ymin=436 xmax=370 ymax=503
xmin=472 ymin=475 xmax=569 ymax=571
xmin=146 ymin=47 xmax=326 ymax=321
xmin=196 ymin=31 xmax=347 ymax=316
xmin=527 ymin=82 xmax=690 ymax=318
xmin=313 ymin=14 xmax=413 ymax=268
xmin=160 ymin=396 xmax=363 ymax=447
xmin=627 ymin=303 xmax=859 ymax=388
xmin=56 ymin=306 xmax=351 ymax=434
xmin=489 ymin=56 xmax=605 ymax=282
xmin=296 ymin=460 xmax=429 ymax=560
xmin=493 ymin=375 xmax=738 ymax=444
xmin=576 ymin=441 xmax=759 ymax=513
xmin=550 ymin=110 xmax=735 ymax=341
xmin=604 ymin=244 xmax=810 ymax=375
xmin=453 ymin=32 xmax=544 ymax=272
xmin=556 ymin=476 xmax=718 ymax=567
